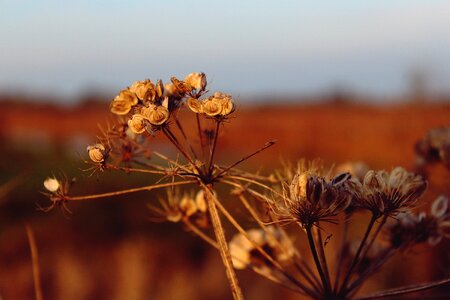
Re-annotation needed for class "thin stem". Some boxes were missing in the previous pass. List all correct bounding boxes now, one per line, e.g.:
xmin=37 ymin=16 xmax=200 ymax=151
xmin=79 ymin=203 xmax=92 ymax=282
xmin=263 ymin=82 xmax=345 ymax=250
xmin=174 ymin=116 xmax=198 ymax=160
xmin=306 ymin=224 xmax=331 ymax=297
xmin=208 ymin=120 xmax=220 ymax=176
xmin=360 ymin=214 xmax=388 ymax=262
xmin=25 ymin=224 xmax=43 ymax=300
xmin=334 ymin=215 xmax=349 ymax=291
xmin=314 ymin=225 xmax=331 ymax=289
xmin=339 ymin=213 xmax=377 ymax=296
xmin=184 ymin=219 xmax=218 ymax=248
xmin=355 ymin=278 xmax=450 ymax=300
xmin=67 ymin=180 xmax=195 ymax=201
xmin=226 ymin=175 xmax=284 ymax=198
xmin=214 ymin=140 xmax=276 ymax=179
xmin=162 ymin=128 xmax=196 ymax=167
xmin=196 ymin=114 xmax=206 ymax=159
xmin=201 ymin=183 xmax=244 ymax=300
xmin=105 ymin=164 xmax=166 ymax=175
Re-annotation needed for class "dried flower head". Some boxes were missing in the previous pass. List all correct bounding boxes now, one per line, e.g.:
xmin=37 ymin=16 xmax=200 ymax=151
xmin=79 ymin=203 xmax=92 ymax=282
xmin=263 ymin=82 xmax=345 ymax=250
xmin=110 ymin=89 xmax=139 ymax=115
xmin=359 ymin=167 xmax=427 ymax=217
xmin=141 ymin=103 xmax=170 ymax=126
xmin=43 ymin=177 xmax=60 ymax=193
xmin=127 ymin=114 xmax=147 ymax=134
xmin=229 ymin=226 xmax=295 ymax=270
xmin=184 ymin=72 xmax=207 ymax=91
xmin=87 ymin=143 xmax=108 ymax=163
xmin=187 ymin=98 xmax=203 ymax=114
xmin=385 ymin=196 xmax=450 ymax=248
xmin=274 ymin=172 xmax=354 ymax=227
xmin=129 ymin=79 xmax=156 ymax=102
xmin=415 ymin=127 xmax=450 ymax=169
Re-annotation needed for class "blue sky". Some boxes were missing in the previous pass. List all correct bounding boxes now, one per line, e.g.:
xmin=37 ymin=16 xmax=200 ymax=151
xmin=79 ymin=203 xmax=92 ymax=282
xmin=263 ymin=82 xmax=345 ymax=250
xmin=1 ymin=1 xmax=450 ymax=99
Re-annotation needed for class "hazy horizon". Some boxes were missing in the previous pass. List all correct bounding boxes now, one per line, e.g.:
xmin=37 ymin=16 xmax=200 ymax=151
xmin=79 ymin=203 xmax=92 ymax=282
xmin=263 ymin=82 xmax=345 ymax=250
xmin=2 ymin=1 xmax=450 ymax=100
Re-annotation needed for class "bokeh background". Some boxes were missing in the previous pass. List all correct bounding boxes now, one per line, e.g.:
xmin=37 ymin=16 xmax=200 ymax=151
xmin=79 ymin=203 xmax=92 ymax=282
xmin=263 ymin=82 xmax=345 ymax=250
xmin=1 ymin=1 xmax=449 ymax=299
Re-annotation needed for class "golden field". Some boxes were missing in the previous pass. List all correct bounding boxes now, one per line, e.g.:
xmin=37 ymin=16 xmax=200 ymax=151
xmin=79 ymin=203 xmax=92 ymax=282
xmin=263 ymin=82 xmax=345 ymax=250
xmin=0 ymin=97 xmax=449 ymax=299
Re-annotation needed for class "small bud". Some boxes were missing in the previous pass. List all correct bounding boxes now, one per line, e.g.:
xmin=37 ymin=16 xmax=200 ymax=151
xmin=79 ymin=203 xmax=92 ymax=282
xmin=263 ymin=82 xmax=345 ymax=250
xmin=44 ymin=177 xmax=60 ymax=193
xmin=87 ymin=144 xmax=107 ymax=163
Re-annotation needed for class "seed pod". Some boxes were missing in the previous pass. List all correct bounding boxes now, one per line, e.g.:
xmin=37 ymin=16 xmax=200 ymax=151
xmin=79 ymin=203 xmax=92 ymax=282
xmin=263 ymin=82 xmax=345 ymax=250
xmin=87 ymin=144 xmax=107 ymax=163
xmin=43 ymin=177 xmax=60 ymax=193
xmin=128 ymin=114 xmax=147 ymax=134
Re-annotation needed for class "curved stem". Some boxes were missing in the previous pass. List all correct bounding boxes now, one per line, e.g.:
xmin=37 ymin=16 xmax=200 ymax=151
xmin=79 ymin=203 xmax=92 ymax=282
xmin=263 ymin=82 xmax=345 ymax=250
xmin=25 ymin=224 xmax=43 ymax=300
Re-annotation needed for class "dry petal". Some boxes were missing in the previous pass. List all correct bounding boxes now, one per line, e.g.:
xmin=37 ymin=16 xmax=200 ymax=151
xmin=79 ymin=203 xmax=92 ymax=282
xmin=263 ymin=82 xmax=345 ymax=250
xmin=129 ymin=79 xmax=156 ymax=101
xmin=202 ymin=98 xmax=222 ymax=116
xmin=187 ymin=98 xmax=203 ymax=114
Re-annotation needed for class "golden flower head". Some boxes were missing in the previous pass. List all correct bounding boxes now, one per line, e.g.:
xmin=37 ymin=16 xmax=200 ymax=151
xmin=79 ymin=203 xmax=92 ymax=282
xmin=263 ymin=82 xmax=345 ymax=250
xmin=202 ymin=97 xmax=222 ymax=116
xmin=360 ymin=167 xmax=427 ymax=217
xmin=43 ymin=177 xmax=60 ymax=193
xmin=212 ymin=92 xmax=234 ymax=116
xmin=87 ymin=143 xmax=107 ymax=163
xmin=141 ymin=103 xmax=170 ymax=126
xmin=184 ymin=72 xmax=207 ymax=91
xmin=186 ymin=98 xmax=203 ymax=114
xmin=127 ymin=114 xmax=147 ymax=134
xmin=129 ymin=79 xmax=156 ymax=102
xmin=110 ymin=89 xmax=139 ymax=115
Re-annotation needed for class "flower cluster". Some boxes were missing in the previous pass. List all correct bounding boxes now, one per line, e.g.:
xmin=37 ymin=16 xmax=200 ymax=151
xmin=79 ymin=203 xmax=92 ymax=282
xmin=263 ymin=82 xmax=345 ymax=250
xmin=187 ymin=92 xmax=234 ymax=117
xmin=415 ymin=126 xmax=450 ymax=170
xmin=272 ymin=171 xmax=356 ymax=227
xmin=355 ymin=167 xmax=427 ymax=217
xmin=385 ymin=195 xmax=450 ymax=248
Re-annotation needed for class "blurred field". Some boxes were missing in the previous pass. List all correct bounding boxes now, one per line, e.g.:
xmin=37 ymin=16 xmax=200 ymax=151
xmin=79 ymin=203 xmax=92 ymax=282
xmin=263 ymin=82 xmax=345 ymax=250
xmin=0 ymin=97 xmax=449 ymax=299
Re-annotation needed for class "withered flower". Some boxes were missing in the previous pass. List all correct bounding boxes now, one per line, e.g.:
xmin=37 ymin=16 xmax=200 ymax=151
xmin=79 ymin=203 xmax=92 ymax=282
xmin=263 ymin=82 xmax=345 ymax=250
xmin=184 ymin=72 xmax=207 ymax=91
xmin=212 ymin=92 xmax=234 ymax=116
xmin=129 ymin=79 xmax=156 ymax=102
xmin=110 ymin=89 xmax=139 ymax=115
xmin=385 ymin=196 xmax=449 ymax=248
xmin=229 ymin=226 xmax=295 ymax=270
xmin=141 ymin=103 xmax=170 ymax=126
xmin=187 ymin=98 xmax=203 ymax=114
xmin=202 ymin=97 xmax=223 ymax=116
xmin=274 ymin=172 xmax=354 ymax=227
xmin=87 ymin=143 xmax=108 ymax=163
xmin=127 ymin=114 xmax=147 ymax=134
xmin=358 ymin=167 xmax=427 ymax=217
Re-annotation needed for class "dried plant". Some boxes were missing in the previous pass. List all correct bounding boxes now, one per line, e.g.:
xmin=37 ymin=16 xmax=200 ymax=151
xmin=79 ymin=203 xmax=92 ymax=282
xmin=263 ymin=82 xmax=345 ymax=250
xmin=42 ymin=73 xmax=450 ymax=299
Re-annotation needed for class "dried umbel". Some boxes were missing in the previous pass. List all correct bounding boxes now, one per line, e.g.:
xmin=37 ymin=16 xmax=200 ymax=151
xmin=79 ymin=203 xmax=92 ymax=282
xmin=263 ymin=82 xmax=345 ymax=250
xmin=415 ymin=126 xmax=450 ymax=170
xmin=87 ymin=144 xmax=108 ymax=163
xmin=358 ymin=167 xmax=427 ymax=217
xmin=202 ymin=92 xmax=234 ymax=117
xmin=141 ymin=102 xmax=170 ymax=126
xmin=385 ymin=196 xmax=450 ymax=248
xmin=275 ymin=172 xmax=354 ymax=227
xmin=229 ymin=227 xmax=294 ymax=270
xmin=127 ymin=114 xmax=147 ymax=134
